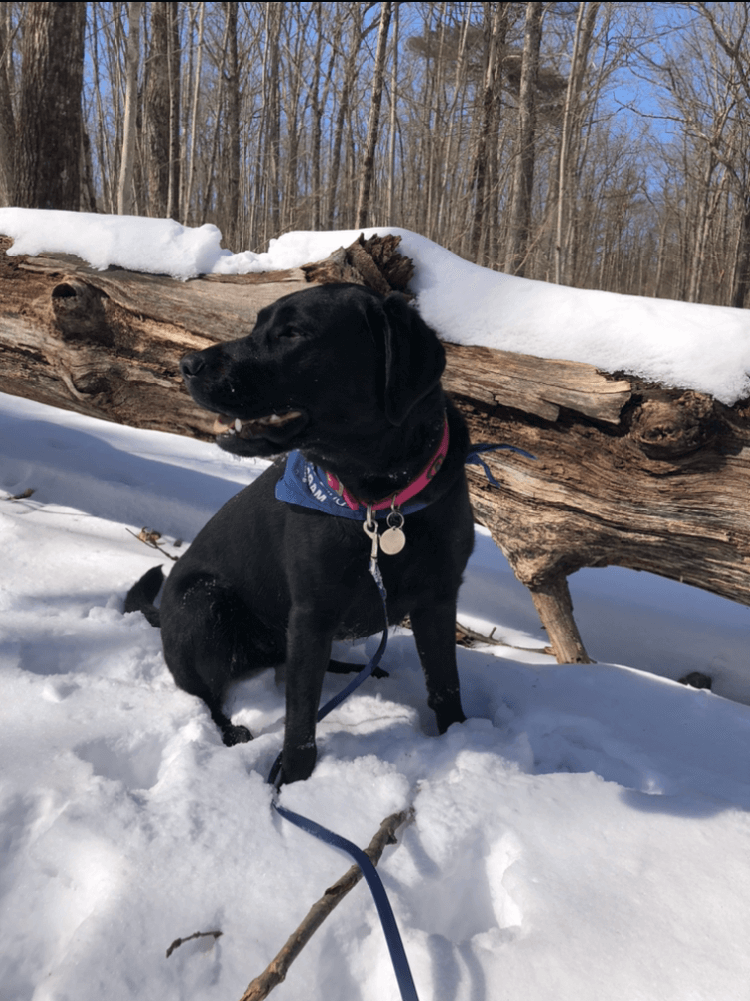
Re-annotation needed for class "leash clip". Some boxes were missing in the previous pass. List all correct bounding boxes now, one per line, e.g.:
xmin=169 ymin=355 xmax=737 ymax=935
xmin=363 ymin=506 xmax=380 ymax=572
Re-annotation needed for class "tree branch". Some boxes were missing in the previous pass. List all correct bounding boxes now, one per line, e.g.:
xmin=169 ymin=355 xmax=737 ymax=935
xmin=238 ymin=808 xmax=412 ymax=1001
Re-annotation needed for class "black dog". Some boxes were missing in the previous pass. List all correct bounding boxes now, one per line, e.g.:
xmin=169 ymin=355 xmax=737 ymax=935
xmin=126 ymin=283 xmax=474 ymax=784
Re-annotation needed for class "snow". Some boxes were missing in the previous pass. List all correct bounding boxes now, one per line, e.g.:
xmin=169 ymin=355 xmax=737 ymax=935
xmin=2 ymin=210 xmax=750 ymax=999
xmin=1 ymin=208 xmax=749 ymax=403
xmin=3 ymin=390 xmax=750 ymax=1001
xmin=0 ymin=207 xmax=226 ymax=280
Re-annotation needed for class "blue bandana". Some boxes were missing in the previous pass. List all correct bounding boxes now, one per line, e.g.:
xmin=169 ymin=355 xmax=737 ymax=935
xmin=275 ymin=443 xmax=535 ymax=519
xmin=275 ymin=450 xmax=428 ymax=520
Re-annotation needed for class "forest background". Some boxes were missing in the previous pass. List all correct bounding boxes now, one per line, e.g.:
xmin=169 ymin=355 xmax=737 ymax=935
xmin=3 ymin=1 xmax=750 ymax=309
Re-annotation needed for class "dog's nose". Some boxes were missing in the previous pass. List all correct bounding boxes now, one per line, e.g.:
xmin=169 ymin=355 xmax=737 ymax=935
xmin=180 ymin=353 xmax=205 ymax=379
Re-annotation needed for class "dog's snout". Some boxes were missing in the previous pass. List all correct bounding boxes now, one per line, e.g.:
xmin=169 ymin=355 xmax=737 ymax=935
xmin=180 ymin=352 xmax=206 ymax=380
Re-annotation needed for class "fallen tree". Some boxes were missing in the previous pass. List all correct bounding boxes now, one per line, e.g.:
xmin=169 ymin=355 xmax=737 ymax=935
xmin=1 ymin=233 xmax=748 ymax=666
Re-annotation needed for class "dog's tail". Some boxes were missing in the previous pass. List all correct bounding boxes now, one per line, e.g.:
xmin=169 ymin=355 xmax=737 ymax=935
xmin=124 ymin=565 xmax=164 ymax=628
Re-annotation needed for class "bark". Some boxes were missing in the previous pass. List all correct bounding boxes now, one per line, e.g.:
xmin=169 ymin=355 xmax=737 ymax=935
xmin=223 ymin=1 xmax=240 ymax=249
xmin=356 ymin=1 xmax=393 ymax=228
xmin=166 ymin=2 xmax=181 ymax=221
xmin=263 ymin=3 xmax=282 ymax=238
xmin=506 ymin=0 xmax=542 ymax=277
xmin=327 ymin=6 xmax=371 ymax=229
xmin=731 ymin=199 xmax=750 ymax=309
xmin=183 ymin=0 xmax=206 ymax=226
xmin=15 ymin=2 xmax=87 ymax=210
xmin=117 ymin=1 xmax=143 ymax=216
xmin=3 ymin=236 xmax=750 ymax=668
xmin=0 ymin=8 xmax=16 ymax=205
xmin=469 ymin=2 xmax=505 ymax=264
xmin=145 ymin=2 xmax=172 ymax=218
xmin=555 ymin=1 xmax=599 ymax=285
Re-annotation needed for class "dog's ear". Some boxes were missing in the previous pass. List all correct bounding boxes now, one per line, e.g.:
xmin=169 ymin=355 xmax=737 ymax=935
xmin=380 ymin=294 xmax=446 ymax=426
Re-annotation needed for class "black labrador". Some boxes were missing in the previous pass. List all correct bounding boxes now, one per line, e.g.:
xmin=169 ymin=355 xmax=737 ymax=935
xmin=126 ymin=283 xmax=474 ymax=784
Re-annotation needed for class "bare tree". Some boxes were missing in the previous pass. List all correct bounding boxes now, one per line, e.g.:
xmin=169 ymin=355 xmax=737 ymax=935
xmin=144 ymin=2 xmax=172 ymax=218
xmin=117 ymin=1 xmax=143 ymax=216
xmin=356 ymin=0 xmax=393 ymax=228
xmin=506 ymin=0 xmax=543 ymax=276
xmin=0 ymin=6 xmax=17 ymax=205
xmin=555 ymin=1 xmax=600 ymax=285
xmin=15 ymin=1 xmax=87 ymax=210
xmin=469 ymin=2 xmax=506 ymax=264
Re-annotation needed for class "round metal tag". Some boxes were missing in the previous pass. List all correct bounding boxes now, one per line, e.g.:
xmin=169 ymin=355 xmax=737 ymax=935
xmin=379 ymin=526 xmax=406 ymax=555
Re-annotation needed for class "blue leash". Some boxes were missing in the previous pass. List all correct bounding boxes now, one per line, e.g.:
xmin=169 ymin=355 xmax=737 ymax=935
xmin=267 ymin=558 xmax=420 ymax=1001
xmin=265 ymin=442 xmax=534 ymax=1000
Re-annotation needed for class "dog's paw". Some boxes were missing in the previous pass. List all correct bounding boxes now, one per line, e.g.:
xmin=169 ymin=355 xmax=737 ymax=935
xmin=280 ymin=743 xmax=317 ymax=784
xmin=221 ymin=723 xmax=253 ymax=746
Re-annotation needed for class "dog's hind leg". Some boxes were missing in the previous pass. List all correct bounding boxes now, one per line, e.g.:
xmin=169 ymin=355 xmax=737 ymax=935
xmin=160 ymin=573 xmax=281 ymax=746
xmin=410 ymin=599 xmax=467 ymax=734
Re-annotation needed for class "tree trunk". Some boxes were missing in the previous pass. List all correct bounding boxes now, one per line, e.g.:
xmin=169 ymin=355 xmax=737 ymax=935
xmin=0 ymin=8 xmax=16 ymax=205
xmin=117 ymin=1 xmax=143 ymax=216
xmin=166 ymin=2 xmax=181 ymax=221
xmin=731 ymin=197 xmax=750 ymax=309
xmin=15 ymin=1 xmax=87 ymax=210
xmin=555 ymin=1 xmax=599 ymax=285
xmin=145 ymin=2 xmax=172 ymax=218
xmin=469 ymin=2 xmax=505 ymax=265
xmin=356 ymin=1 xmax=392 ymax=229
xmin=506 ymin=0 xmax=543 ymax=277
xmin=223 ymin=1 xmax=240 ymax=250
xmin=183 ymin=0 xmax=205 ymax=227
xmin=327 ymin=7 xmax=369 ymax=229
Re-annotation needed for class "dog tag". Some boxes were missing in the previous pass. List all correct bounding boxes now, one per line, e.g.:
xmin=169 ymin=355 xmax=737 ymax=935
xmin=379 ymin=526 xmax=406 ymax=555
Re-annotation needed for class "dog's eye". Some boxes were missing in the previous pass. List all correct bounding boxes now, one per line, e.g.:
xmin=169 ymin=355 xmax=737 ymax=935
xmin=277 ymin=327 xmax=305 ymax=341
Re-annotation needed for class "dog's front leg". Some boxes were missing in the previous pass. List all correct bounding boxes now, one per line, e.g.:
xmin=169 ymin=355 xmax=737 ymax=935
xmin=410 ymin=599 xmax=467 ymax=733
xmin=280 ymin=605 xmax=334 ymax=784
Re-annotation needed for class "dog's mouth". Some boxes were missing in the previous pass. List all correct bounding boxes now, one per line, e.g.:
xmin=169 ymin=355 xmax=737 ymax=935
xmin=212 ymin=410 xmax=303 ymax=440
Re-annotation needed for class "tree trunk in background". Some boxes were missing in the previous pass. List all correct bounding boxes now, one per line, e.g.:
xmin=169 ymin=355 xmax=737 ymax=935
xmin=555 ymin=1 xmax=599 ymax=285
xmin=166 ymin=2 xmax=181 ymax=221
xmin=356 ymin=1 xmax=392 ymax=228
xmin=731 ymin=199 xmax=750 ymax=309
xmin=506 ymin=0 xmax=542 ymax=277
xmin=223 ymin=1 xmax=240 ymax=250
xmin=0 ymin=8 xmax=16 ymax=205
xmin=469 ymin=2 xmax=505 ymax=265
xmin=183 ymin=0 xmax=205 ymax=226
xmin=117 ymin=1 xmax=143 ymax=216
xmin=145 ymin=2 xmax=171 ymax=218
xmin=386 ymin=1 xmax=399 ymax=224
xmin=328 ymin=6 xmax=370 ymax=229
xmin=15 ymin=2 xmax=86 ymax=210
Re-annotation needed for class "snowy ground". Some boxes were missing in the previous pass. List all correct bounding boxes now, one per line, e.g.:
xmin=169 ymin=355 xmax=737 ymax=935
xmin=2 ymin=210 xmax=750 ymax=999
xmin=2 ymin=390 xmax=750 ymax=1001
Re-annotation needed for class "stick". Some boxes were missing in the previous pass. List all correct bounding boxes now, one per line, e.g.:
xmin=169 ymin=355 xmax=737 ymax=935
xmin=238 ymin=808 xmax=413 ymax=1001
xmin=165 ymin=929 xmax=223 ymax=958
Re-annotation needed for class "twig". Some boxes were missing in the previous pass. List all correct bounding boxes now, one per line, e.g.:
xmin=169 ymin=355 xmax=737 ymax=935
xmin=455 ymin=619 xmax=549 ymax=653
xmin=238 ymin=808 xmax=413 ymax=1001
xmin=165 ymin=929 xmax=223 ymax=958
xmin=125 ymin=526 xmax=179 ymax=561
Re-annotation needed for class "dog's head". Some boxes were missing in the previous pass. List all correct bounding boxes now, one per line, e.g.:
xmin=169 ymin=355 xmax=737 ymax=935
xmin=180 ymin=283 xmax=446 ymax=459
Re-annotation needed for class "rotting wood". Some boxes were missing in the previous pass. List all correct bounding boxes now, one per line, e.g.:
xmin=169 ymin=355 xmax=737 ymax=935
xmin=2 ymin=233 xmax=750 ymax=667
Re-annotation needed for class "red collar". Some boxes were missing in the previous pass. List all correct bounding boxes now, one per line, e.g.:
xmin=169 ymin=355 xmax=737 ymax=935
xmin=324 ymin=414 xmax=450 ymax=512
